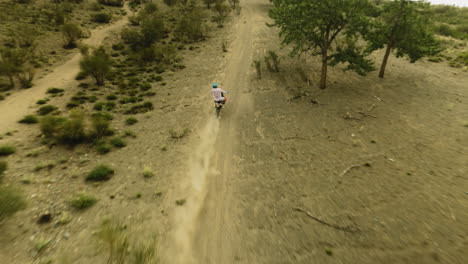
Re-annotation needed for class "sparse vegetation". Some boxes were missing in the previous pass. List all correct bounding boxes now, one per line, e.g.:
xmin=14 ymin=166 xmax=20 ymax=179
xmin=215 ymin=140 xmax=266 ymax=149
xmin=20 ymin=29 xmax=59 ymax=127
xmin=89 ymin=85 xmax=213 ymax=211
xmin=97 ymin=219 xmax=157 ymax=264
xmin=170 ymin=128 xmax=189 ymax=139
xmin=86 ymin=165 xmax=114 ymax=181
xmin=69 ymin=193 xmax=98 ymax=210
xmin=123 ymin=101 xmax=153 ymax=114
xmin=0 ymin=145 xmax=16 ymax=156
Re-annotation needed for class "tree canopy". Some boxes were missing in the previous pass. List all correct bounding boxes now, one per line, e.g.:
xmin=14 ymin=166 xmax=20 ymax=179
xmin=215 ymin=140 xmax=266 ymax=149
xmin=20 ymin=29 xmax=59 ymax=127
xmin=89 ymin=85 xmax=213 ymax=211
xmin=269 ymin=0 xmax=374 ymax=89
xmin=367 ymin=0 xmax=441 ymax=78
xmin=79 ymin=47 xmax=113 ymax=86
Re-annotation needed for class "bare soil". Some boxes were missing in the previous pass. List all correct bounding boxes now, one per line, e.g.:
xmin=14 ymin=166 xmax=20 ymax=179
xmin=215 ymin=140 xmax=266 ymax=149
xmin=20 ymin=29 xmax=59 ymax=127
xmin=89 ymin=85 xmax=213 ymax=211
xmin=0 ymin=0 xmax=467 ymax=264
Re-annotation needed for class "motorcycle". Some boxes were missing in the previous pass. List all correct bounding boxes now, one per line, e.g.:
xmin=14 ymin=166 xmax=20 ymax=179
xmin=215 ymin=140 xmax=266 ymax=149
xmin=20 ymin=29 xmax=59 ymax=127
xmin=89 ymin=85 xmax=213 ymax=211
xmin=215 ymin=93 xmax=228 ymax=118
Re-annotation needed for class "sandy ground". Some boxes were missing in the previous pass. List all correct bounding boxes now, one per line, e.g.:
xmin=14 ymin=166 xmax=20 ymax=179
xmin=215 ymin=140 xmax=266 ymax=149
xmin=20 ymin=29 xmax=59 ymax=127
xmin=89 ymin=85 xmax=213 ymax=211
xmin=0 ymin=0 xmax=467 ymax=263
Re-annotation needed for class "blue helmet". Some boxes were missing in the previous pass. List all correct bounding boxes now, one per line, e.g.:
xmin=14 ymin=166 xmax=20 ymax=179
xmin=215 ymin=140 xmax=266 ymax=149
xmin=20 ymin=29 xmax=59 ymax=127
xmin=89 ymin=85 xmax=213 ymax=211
xmin=212 ymin=83 xmax=218 ymax=88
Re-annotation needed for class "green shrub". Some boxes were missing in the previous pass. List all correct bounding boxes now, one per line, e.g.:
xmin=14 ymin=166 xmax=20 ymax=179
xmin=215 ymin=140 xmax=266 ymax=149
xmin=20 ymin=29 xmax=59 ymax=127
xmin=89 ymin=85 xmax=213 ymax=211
xmin=66 ymin=100 xmax=80 ymax=108
xmin=0 ymin=185 xmax=26 ymax=220
xmin=112 ymin=43 xmax=125 ymax=51
xmin=123 ymin=101 xmax=153 ymax=114
xmin=58 ymin=113 xmax=87 ymax=145
xmin=143 ymin=2 xmax=158 ymax=14
xmin=141 ymin=16 xmax=166 ymax=47
xmin=98 ymin=0 xmax=124 ymax=7
xmin=75 ymin=71 xmax=87 ymax=80
xmin=36 ymin=99 xmax=47 ymax=105
xmin=80 ymin=47 xmax=113 ymax=86
xmin=454 ymin=51 xmax=468 ymax=66
xmin=69 ymin=193 xmax=97 ymax=209
xmin=125 ymin=117 xmax=138 ymax=125
xmin=121 ymin=28 xmax=143 ymax=50
xmin=110 ymin=137 xmax=126 ymax=148
xmin=142 ymin=166 xmax=154 ymax=178
xmin=86 ymin=165 xmax=114 ymax=181
xmin=175 ymin=10 xmax=205 ymax=43
xmin=96 ymin=143 xmax=111 ymax=154
xmin=164 ymin=0 xmax=177 ymax=6
xmin=47 ymin=87 xmax=64 ymax=94
xmin=91 ymin=114 xmax=112 ymax=139
xmin=106 ymin=94 xmax=117 ymax=100
xmin=91 ymin=112 xmax=113 ymax=121
xmin=19 ymin=115 xmax=39 ymax=124
xmin=40 ymin=116 xmax=66 ymax=138
xmin=140 ymin=82 xmax=151 ymax=91
xmin=61 ymin=23 xmax=83 ymax=49
xmin=0 ymin=145 xmax=16 ymax=156
xmin=37 ymin=105 xmax=58 ymax=115
xmin=92 ymin=12 xmax=112 ymax=23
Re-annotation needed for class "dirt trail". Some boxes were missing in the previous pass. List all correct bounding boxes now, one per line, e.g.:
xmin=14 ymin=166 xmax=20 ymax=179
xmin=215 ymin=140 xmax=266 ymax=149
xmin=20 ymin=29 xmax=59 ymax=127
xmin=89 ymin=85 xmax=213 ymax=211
xmin=168 ymin=1 xmax=261 ymax=263
xmin=0 ymin=8 xmax=130 ymax=134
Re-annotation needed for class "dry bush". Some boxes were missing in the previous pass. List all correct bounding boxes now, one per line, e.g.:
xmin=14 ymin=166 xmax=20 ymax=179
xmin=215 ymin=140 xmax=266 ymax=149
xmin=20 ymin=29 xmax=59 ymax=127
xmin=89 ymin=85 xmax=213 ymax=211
xmin=0 ymin=185 xmax=26 ymax=221
xmin=97 ymin=219 xmax=158 ymax=264
xmin=61 ymin=23 xmax=83 ymax=49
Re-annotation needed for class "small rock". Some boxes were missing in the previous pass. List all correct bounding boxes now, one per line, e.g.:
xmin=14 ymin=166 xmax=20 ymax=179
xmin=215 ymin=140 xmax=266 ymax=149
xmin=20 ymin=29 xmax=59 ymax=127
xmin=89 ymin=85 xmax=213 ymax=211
xmin=38 ymin=212 xmax=52 ymax=224
xmin=63 ymin=232 xmax=70 ymax=239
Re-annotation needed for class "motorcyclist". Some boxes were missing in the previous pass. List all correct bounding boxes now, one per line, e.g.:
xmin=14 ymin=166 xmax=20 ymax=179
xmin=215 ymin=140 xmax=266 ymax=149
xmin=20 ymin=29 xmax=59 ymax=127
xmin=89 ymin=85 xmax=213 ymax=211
xmin=211 ymin=83 xmax=229 ymax=107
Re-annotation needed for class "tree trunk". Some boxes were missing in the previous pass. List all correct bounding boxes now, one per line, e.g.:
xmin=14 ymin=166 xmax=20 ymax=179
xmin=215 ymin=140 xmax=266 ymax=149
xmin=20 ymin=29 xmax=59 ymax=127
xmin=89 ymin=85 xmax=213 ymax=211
xmin=95 ymin=75 xmax=104 ymax=86
xmin=319 ymin=48 xmax=328 ymax=89
xmin=7 ymin=75 xmax=14 ymax=88
xmin=379 ymin=44 xmax=393 ymax=79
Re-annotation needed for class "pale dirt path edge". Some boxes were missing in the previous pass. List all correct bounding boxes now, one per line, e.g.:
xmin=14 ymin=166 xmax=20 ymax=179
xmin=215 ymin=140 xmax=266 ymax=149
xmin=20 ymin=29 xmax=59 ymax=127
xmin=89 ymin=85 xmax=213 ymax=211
xmin=166 ymin=1 xmax=262 ymax=263
xmin=0 ymin=6 xmax=131 ymax=134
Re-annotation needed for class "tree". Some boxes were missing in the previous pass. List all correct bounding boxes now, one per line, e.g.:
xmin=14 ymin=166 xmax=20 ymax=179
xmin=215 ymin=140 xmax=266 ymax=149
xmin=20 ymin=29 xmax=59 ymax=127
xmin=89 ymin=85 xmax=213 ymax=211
xmin=228 ymin=0 xmax=239 ymax=9
xmin=269 ymin=0 xmax=374 ymax=89
xmin=203 ymin=0 xmax=216 ymax=9
xmin=61 ymin=23 xmax=82 ymax=49
xmin=163 ymin=0 xmax=178 ymax=6
xmin=141 ymin=16 xmax=166 ymax=47
xmin=79 ymin=47 xmax=113 ymax=86
xmin=0 ymin=48 xmax=28 ymax=88
xmin=367 ymin=0 xmax=441 ymax=78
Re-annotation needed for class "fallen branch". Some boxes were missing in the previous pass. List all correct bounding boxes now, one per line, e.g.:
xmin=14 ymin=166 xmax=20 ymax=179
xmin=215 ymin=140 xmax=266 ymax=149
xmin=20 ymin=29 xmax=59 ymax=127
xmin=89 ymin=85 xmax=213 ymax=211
xmin=371 ymin=94 xmax=383 ymax=102
xmin=357 ymin=111 xmax=377 ymax=118
xmin=367 ymin=104 xmax=376 ymax=111
xmin=339 ymin=162 xmax=371 ymax=177
xmin=293 ymin=207 xmax=359 ymax=233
